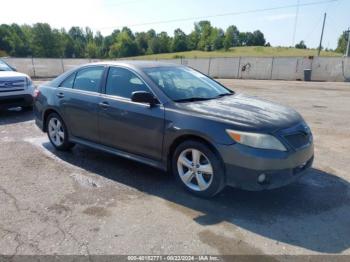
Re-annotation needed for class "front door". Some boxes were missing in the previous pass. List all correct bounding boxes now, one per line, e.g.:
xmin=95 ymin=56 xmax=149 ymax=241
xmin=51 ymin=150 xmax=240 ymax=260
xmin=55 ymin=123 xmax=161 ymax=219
xmin=98 ymin=67 xmax=165 ymax=161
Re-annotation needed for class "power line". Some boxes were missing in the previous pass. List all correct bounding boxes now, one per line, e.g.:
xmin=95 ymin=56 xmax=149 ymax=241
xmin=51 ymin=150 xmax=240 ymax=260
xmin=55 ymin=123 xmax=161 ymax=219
xmin=98 ymin=0 xmax=338 ymax=30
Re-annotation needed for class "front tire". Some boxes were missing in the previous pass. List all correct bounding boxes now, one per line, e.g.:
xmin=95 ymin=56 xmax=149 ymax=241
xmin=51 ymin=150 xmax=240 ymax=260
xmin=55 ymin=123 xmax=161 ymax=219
xmin=46 ymin=113 xmax=75 ymax=151
xmin=172 ymin=140 xmax=226 ymax=198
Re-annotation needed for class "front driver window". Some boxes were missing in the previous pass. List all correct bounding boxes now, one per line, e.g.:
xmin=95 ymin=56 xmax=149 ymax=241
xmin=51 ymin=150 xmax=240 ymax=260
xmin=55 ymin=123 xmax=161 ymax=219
xmin=106 ymin=67 xmax=150 ymax=98
xmin=59 ymin=73 xmax=76 ymax=88
xmin=73 ymin=66 xmax=104 ymax=93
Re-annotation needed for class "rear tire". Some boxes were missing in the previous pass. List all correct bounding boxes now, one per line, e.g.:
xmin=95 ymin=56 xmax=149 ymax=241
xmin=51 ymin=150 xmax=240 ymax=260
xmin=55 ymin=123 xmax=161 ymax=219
xmin=172 ymin=140 xmax=226 ymax=198
xmin=46 ymin=113 xmax=75 ymax=151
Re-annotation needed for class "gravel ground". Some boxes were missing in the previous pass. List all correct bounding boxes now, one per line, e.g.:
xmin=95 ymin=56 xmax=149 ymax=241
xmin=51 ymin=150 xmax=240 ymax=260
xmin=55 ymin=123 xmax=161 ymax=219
xmin=0 ymin=79 xmax=349 ymax=257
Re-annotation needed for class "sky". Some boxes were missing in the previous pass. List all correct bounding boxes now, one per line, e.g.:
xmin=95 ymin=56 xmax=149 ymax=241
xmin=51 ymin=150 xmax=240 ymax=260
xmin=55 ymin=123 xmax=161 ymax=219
xmin=0 ymin=0 xmax=348 ymax=50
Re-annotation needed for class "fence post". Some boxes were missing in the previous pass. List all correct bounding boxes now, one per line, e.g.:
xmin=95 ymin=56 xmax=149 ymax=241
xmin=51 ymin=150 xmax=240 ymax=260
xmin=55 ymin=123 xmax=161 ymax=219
xmin=31 ymin=57 xmax=36 ymax=78
xmin=61 ymin=58 xmax=65 ymax=73
xmin=237 ymin=57 xmax=241 ymax=79
xmin=270 ymin=57 xmax=275 ymax=80
xmin=208 ymin=57 xmax=212 ymax=76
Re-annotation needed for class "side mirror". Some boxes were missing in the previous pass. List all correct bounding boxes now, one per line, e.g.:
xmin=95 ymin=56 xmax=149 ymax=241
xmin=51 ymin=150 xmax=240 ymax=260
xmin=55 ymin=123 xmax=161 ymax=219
xmin=11 ymin=66 xmax=17 ymax=72
xmin=131 ymin=91 xmax=158 ymax=106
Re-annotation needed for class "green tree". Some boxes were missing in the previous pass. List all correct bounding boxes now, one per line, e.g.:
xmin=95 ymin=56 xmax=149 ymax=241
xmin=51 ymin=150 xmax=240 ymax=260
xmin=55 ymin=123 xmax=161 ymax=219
xmin=197 ymin=21 xmax=213 ymax=51
xmin=109 ymin=29 xmax=138 ymax=58
xmin=86 ymin=41 xmax=98 ymax=58
xmin=135 ymin=32 xmax=148 ymax=55
xmin=295 ymin=40 xmax=307 ymax=49
xmin=0 ymin=24 xmax=17 ymax=55
xmin=31 ymin=23 xmax=62 ymax=57
xmin=94 ymin=31 xmax=104 ymax=57
xmin=0 ymin=24 xmax=32 ymax=57
xmin=224 ymin=25 xmax=239 ymax=50
xmin=158 ymin=32 xmax=171 ymax=53
xmin=68 ymin=27 xmax=86 ymax=58
xmin=210 ymin=28 xmax=224 ymax=50
xmin=85 ymin=27 xmax=94 ymax=43
xmin=0 ymin=21 xmax=270 ymax=58
xmin=9 ymin=24 xmax=31 ymax=56
xmin=147 ymin=37 xmax=161 ymax=54
xmin=187 ymin=30 xmax=199 ymax=50
xmin=102 ymin=30 xmax=120 ymax=58
xmin=252 ymin=30 xmax=266 ymax=46
xmin=336 ymin=31 xmax=349 ymax=54
xmin=172 ymin=29 xmax=188 ymax=52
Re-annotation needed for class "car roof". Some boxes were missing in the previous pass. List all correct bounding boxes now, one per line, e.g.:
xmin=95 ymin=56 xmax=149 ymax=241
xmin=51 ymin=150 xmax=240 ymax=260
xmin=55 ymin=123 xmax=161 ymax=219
xmin=87 ymin=60 xmax=183 ymax=69
xmin=48 ymin=60 xmax=185 ymax=88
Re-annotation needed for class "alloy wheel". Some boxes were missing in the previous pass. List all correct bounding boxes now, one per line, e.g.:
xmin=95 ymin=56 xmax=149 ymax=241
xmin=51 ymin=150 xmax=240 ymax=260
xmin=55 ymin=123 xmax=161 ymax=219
xmin=177 ymin=148 xmax=214 ymax=192
xmin=48 ymin=117 xmax=65 ymax=147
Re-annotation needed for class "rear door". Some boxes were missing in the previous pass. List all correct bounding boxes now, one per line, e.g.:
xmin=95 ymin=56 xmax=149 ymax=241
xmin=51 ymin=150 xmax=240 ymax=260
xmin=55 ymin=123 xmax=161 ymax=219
xmin=57 ymin=66 xmax=105 ymax=143
xmin=98 ymin=66 xmax=165 ymax=161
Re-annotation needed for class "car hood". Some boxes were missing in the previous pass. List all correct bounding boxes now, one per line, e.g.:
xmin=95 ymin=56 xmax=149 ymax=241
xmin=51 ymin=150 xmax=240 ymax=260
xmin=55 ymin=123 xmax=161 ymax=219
xmin=0 ymin=71 xmax=28 ymax=79
xmin=176 ymin=93 xmax=303 ymax=132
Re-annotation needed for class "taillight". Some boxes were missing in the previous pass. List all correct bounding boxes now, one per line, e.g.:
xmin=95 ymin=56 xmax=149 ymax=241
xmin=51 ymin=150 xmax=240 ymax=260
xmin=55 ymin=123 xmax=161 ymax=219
xmin=33 ymin=89 xmax=40 ymax=99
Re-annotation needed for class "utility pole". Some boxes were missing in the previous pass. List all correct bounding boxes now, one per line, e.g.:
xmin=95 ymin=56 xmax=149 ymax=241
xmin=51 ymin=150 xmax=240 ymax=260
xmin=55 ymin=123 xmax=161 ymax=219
xmin=292 ymin=0 xmax=300 ymax=46
xmin=318 ymin=13 xmax=327 ymax=56
xmin=346 ymin=27 xmax=350 ymax=57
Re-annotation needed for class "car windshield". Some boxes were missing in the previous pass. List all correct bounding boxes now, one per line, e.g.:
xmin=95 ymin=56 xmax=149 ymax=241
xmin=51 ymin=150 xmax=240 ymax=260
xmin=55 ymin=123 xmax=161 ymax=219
xmin=143 ymin=66 xmax=233 ymax=102
xmin=0 ymin=60 xmax=14 ymax=71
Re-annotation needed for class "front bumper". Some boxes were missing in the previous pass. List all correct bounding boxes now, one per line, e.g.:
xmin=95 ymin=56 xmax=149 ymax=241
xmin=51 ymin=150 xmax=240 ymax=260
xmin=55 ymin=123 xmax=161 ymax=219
xmin=0 ymin=94 xmax=33 ymax=109
xmin=217 ymin=142 xmax=314 ymax=191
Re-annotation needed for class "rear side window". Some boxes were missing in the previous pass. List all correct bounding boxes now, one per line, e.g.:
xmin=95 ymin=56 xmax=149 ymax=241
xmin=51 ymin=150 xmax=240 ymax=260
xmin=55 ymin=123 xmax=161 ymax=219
xmin=73 ymin=66 xmax=104 ymax=93
xmin=106 ymin=67 xmax=150 ymax=98
xmin=59 ymin=73 xmax=76 ymax=88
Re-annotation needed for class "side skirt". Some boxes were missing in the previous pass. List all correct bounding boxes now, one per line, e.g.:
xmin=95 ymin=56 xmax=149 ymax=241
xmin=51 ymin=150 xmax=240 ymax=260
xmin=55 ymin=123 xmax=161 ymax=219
xmin=70 ymin=136 xmax=167 ymax=171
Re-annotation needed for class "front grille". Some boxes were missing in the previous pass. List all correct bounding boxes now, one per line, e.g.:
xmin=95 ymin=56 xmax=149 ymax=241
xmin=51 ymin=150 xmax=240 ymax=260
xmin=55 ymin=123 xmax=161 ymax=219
xmin=284 ymin=132 xmax=311 ymax=149
xmin=0 ymin=79 xmax=25 ymax=90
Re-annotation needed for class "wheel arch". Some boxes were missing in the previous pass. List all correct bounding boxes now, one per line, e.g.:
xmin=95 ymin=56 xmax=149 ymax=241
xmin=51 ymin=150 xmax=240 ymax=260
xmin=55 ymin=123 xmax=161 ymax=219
xmin=42 ymin=108 xmax=64 ymax=132
xmin=167 ymin=134 xmax=224 ymax=173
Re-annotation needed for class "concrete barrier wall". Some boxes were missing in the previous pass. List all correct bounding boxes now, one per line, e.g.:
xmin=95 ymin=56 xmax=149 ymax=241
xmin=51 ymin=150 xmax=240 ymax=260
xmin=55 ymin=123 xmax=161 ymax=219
xmin=311 ymin=57 xmax=346 ymax=82
xmin=182 ymin=58 xmax=211 ymax=75
xmin=272 ymin=57 xmax=298 ymax=80
xmin=209 ymin=58 xmax=240 ymax=78
xmin=2 ymin=56 xmax=350 ymax=82
xmin=239 ymin=57 xmax=273 ymax=80
xmin=62 ymin=59 xmax=91 ymax=72
xmin=344 ymin=58 xmax=350 ymax=82
xmin=2 ymin=57 xmax=35 ymax=76
xmin=33 ymin=58 xmax=63 ymax=77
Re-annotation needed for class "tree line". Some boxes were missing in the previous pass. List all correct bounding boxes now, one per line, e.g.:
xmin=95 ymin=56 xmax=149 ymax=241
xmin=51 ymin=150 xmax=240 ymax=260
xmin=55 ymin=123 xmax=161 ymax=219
xmin=336 ymin=30 xmax=349 ymax=54
xmin=0 ymin=21 xmax=267 ymax=58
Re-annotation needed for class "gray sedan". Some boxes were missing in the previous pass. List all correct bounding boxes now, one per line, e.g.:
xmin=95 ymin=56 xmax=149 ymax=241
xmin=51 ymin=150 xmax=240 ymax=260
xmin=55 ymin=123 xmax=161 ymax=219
xmin=34 ymin=61 xmax=314 ymax=197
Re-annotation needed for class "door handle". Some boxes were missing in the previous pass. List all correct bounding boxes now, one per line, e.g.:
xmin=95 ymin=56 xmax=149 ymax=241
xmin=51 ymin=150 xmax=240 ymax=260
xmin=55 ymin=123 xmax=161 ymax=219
xmin=99 ymin=101 xmax=110 ymax=109
xmin=56 ymin=92 xmax=64 ymax=99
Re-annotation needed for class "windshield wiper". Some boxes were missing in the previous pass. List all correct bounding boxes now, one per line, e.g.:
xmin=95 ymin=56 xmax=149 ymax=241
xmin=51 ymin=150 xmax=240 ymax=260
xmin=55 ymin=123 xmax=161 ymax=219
xmin=174 ymin=97 xmax=213 ymax=103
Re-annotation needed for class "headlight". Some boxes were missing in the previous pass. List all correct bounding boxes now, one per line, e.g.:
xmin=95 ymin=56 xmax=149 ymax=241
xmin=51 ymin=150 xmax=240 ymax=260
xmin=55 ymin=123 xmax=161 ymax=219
xmin=26 ymin=77 xmax=33 ymax=87
xmin=226 ymin=129 xmax=287 ymax=151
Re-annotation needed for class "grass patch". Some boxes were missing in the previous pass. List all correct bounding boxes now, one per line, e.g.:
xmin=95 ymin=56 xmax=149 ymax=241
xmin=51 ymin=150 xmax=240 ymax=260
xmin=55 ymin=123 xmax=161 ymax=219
xmin=126 ymin=46 xmax=341 ymax=60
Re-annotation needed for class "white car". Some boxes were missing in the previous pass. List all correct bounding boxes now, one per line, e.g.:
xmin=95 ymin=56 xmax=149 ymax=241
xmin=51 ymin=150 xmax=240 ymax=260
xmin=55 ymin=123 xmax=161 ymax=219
xmin=0 ymin=59 xmax=35 ymax=110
